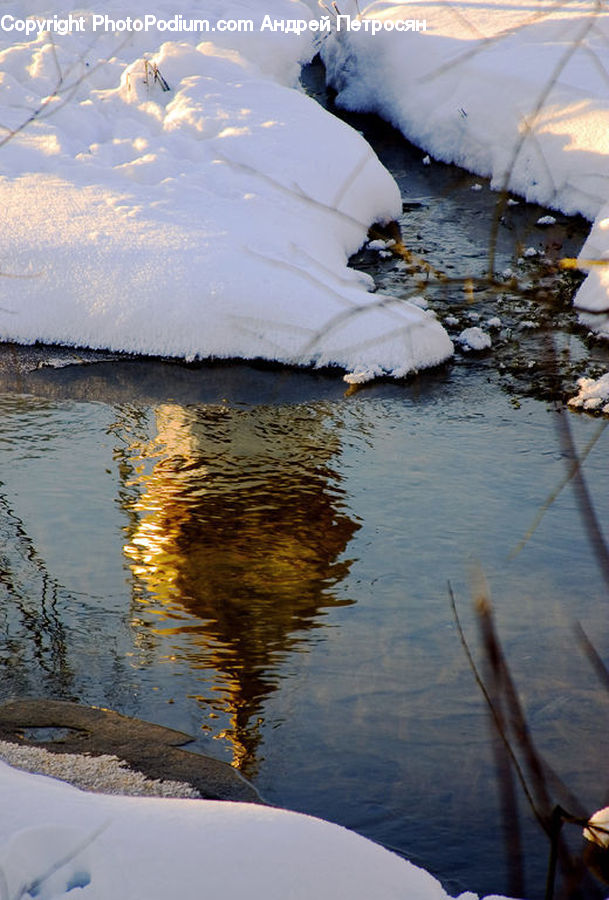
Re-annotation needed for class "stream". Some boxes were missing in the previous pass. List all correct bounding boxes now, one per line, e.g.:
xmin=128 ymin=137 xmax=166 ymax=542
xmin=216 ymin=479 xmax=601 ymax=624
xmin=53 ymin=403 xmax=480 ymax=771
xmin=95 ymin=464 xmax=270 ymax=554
xmin=0 ymin=61 xmax=608 ymax=900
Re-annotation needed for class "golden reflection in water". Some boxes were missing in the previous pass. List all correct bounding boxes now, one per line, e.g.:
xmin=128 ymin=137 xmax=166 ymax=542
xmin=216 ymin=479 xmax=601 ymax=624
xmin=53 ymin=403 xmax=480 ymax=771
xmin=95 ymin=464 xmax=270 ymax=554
xmin=121 ymin=402 xmax=359 ymax=776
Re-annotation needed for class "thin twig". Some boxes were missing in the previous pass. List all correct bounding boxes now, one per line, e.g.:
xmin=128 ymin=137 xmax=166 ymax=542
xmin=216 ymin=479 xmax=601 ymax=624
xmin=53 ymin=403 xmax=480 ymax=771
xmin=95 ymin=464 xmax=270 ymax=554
xmin=448 ymin=581 xmax=545 ymax=829
xmin=510 ymin=421 xmax=607 ymax=559
xmin=575 ymin=622 xmax=609 ymax=692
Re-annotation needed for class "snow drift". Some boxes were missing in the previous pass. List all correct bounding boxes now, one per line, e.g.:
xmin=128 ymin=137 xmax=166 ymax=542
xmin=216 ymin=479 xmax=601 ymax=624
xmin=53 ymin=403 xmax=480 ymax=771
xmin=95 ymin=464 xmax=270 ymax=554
xmin=0 ymin=0 xmax=453 ymax=378
xmin=0 ymin=756 xmax=496 ymax=900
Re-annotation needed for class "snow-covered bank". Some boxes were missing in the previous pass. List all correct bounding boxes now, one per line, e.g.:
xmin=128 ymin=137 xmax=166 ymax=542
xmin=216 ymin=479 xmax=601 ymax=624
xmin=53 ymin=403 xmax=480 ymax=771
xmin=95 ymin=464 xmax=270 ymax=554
xmin=319 ymin=0 xmax=609 ymax=313
xmin=0 ymin=757 xmax=509 ymax=900
xmin=0 ymin=0 xmax=453 ymax=379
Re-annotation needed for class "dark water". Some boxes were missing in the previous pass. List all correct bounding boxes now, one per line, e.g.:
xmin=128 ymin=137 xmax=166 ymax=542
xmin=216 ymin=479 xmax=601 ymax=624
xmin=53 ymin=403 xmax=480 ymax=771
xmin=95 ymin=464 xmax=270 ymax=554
xmin=1 ymin=65 xmax=609 ymax=900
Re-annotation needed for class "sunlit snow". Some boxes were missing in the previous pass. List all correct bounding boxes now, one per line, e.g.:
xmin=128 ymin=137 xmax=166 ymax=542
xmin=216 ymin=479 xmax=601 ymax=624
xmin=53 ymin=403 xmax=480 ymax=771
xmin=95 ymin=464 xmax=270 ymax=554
xmin=2 ymin=0 xmax=609 ymax=895
xmin=568 ymin=372 xmax=609 ymax=413
xmin=0 ymin=0 xmax=452 ymax=379
xmin=320 ymin=0 xmax=609 ymax=314
xmin=0 ymin=757 xmax=493 ymax=900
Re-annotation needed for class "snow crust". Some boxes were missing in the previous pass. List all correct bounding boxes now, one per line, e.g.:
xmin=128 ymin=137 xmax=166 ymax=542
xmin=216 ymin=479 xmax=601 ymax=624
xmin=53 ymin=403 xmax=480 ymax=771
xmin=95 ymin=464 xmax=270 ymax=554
xmin=319 ymin=0 xmax=609 ymax=313
xmin=0 ymin=740 xmax=201 ymax=798
xmin=0 ymin=757 xmax=502 ymax=900
xmin=0 ymin=0 xmax=453 ymax=378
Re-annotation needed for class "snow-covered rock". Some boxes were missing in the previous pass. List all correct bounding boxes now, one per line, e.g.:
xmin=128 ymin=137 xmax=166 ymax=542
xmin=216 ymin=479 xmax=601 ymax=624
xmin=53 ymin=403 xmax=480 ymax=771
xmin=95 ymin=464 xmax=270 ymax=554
xmin=458 ymin=327 xmax=492 ymax=351
xmin=568 ymin=373 xmax=609 ymax=414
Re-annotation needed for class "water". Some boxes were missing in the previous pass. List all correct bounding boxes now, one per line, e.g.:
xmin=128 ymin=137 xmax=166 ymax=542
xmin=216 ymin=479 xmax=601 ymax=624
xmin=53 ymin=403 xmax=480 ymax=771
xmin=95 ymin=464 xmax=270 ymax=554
xmin=1 ymin=68 xmax=609 ymax=898
xmin=302 ymin=57 xmax=609 ymax=402
xmin=1 ymin=352 xmax=608 ymax=898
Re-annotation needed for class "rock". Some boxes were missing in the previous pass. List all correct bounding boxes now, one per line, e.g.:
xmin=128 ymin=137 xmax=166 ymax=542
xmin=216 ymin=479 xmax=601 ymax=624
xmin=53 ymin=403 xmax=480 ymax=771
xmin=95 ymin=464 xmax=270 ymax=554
xmin=0 ymin=699 xmax=262 ymax=804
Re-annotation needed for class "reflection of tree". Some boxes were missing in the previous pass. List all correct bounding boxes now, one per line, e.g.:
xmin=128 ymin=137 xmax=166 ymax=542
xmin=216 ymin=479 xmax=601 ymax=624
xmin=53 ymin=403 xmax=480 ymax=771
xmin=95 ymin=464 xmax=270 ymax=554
xmin=122 ymin=403 xmax=359 ymax=776
xmin=0 ymin=488 xmax=74 ymax=699
xmin=0 ymin=396 xmax=141 ymax=712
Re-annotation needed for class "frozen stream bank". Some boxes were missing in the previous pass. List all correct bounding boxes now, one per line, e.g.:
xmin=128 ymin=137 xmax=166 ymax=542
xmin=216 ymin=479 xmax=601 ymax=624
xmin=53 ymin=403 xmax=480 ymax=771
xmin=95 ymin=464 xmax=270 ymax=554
xmin=1 ymin=3 xmax=609 ymax=899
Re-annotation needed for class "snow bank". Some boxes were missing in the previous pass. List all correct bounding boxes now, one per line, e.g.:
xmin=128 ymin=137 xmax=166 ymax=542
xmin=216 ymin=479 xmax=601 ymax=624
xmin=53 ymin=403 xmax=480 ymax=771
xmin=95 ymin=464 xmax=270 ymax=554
xmin=0 ymin=757 xmax=493 ymax=900
xmin=0 ymin=0 xmax=453 ymax=378
xmin=319 ymin=0 xmax=609 ymax=312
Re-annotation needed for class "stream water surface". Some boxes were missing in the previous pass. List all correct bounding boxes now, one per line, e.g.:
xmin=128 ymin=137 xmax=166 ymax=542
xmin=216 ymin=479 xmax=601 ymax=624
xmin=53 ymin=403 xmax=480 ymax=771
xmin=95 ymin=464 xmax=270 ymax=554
xmin=1 ymin=71 xmax=609 ymax=900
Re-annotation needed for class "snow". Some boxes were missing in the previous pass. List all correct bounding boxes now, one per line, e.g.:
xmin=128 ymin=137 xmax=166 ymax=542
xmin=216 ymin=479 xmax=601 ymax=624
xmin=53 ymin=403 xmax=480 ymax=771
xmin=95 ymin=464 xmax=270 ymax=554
xmin=319 ymin=0 xmax=609 ymax=314
xmin=458 ymin=326 xmax=492 ymax=351
xmin=3 ymin=0 xmax=609 ymax=893
xmin=0 ymin=740 xmax=201 ymax=798
xmin=571 ymin=206 xmax=609 ymax=312
xmin=3 ymin=0 xmax=608 ymax=372
xmin=0 ymin=756 xmax=504 ymax=900
xmin=411 ymin=295 xmax=429 ymax=309
xmin=568 ymin=372 xmax=609 ymax=414
xmin=0 ymin=0 xmax=453 ymax=380
xmin=367 ymin=238 xmax=395 ymax=250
